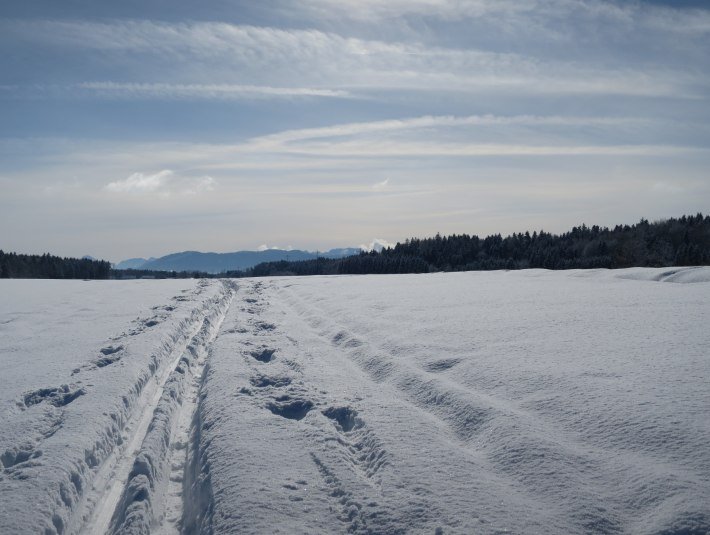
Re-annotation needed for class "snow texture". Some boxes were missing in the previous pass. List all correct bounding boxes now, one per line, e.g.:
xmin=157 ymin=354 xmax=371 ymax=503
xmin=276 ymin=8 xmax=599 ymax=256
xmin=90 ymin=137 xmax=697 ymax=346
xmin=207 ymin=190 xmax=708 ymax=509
xmin=0 ymin=279 xmax=234 ymax=534
xmin=1 ymin=267 xmax=709 ymax=534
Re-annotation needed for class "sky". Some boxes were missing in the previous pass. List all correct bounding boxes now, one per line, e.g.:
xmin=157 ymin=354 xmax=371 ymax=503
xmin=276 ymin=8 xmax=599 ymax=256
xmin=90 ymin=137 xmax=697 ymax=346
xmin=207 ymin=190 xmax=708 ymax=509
xmin=1 ymin=0 xmax=709 ymax=262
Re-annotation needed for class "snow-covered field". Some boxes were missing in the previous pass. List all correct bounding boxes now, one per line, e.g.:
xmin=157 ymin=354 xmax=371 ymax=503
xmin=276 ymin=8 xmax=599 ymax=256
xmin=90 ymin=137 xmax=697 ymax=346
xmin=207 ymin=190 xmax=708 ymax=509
xmin=1 ymin=268 xmax=709 ymax=534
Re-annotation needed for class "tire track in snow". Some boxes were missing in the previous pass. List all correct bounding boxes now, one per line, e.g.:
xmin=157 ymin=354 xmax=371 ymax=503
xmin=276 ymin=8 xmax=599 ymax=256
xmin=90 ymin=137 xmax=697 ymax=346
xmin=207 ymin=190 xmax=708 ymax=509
xmin=75 ymin=282 xmax=235 ymax=535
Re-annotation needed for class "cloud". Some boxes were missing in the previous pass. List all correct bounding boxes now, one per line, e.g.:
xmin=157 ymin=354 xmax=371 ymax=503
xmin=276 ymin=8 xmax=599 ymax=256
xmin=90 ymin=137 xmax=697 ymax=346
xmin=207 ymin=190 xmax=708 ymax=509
xmin=76 ymin=82 xmax=352 ymax=100
xmin=237 ymin=114 xmax=693 ymax=159
xmin=105 ymin=170 xmax=171 ymax=193
xmin=182 ymin=175 xmax=217 ymax=195
xmin=267 ymin=142 xmax=699 ymax=159
xmin=372 ymin=178 xmax=389 ymax=190
xmin=18 ymin=112 xmax=701 ymax=186
xmin=291 ymin=0 xmax=710 ymax=35
xmin=293 ymin=0 xmax=530 ymax=22
xmin=4 ymin=19 xmax=705 ymax=99
xmin=7 ymin=112 xmax=702 ymax=185
xmin=250 ymin=114 xmax=649 ymax=148
xmin=104 ymin=170 xmax=216 ymax=196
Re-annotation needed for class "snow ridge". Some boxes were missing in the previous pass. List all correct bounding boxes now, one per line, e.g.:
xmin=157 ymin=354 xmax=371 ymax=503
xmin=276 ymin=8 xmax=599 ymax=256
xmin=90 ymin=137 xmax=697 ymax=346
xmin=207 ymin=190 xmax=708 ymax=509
xmin=180 ymin=360 xmax=215 ymax=535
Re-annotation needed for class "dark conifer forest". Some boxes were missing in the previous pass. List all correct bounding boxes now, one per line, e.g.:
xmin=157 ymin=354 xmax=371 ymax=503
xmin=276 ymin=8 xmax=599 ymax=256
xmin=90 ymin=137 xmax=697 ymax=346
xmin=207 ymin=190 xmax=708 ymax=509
xmin=244 ymin=213 xmax=710 ymax=277
xmin=2 ymin=213 xmax=709 ymax=279
xmin=0 ymin=251 xmax=111 ymax=279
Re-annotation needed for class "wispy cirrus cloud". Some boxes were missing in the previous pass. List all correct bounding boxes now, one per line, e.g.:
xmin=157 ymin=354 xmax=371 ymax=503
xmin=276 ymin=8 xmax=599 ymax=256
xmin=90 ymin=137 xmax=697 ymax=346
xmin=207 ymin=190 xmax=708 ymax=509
xmin=288 ymin=0 xmax=710 ymax=35
xmin=12 ymin=114 xmax=700 ymax=179
xmin=233 ymin=114 xmax=691 ymax=160
xmin=77 ymin=82 xmax=353 ymax=100
xmin=248 ymin=141 xmax=700 ymax=159
xmin=82 ymin=113 xmax=697 ymax=170
xmin=3 ymin=20 xmax=706 ymax=99
xmin=248 ymin=114 xmax=650 ymax=148
xmin=2 ymin=2 xmax=709 ymax=261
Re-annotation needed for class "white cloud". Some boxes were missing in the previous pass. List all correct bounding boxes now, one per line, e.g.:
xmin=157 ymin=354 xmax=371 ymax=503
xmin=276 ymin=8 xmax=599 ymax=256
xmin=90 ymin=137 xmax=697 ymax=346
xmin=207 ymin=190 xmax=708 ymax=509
xmin=9 ymin=113 xmax=702 ymax=185
xmin=5 ymin=20 xmax=705 ymax=99
xmin=104 ymin=170 xmax=217 ymax=196
xmin=292 ymin=0 xmax=710 ymax=36
xmin=638 ymin=5 xmax=710 ymax=35
xmin=294 ymin=0 xmax=530 ymax=21
xmin=105 ymin=170 xmax=171 ymax=193
xmin=250 ymin=114 xmax=648 ymax=148
xmin=22 ymin=112 xmax=700 ymax=187
xmin=268 ymin=142 xmax=699 ymax=159
xmin=236 ymin=114 xmax=694 ymax=159
xmin=77 ymin=82 xmax=352 ymax=100
xmin=182 ymin=175 xmax=217 ymax=195
xmin=372 ymin=178 xmax=389 ymax=190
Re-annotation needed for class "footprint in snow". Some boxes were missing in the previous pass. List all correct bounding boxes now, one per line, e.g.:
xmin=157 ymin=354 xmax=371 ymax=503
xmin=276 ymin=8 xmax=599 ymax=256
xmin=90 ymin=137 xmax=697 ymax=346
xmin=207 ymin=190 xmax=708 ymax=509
xmin=22 ymin=385 xmax=86 ymax=408
xmin=250 ymin=375 xmax=292 ymax=388
xmin=424 ymin=358 xmax=462 ymax=373
xmin=95 ymin=345 xmax=124 ymax=367
xmin=250 ymin=348 xmax=276 ymax=363
xmin=322 ymin=406 xmax=363 ymax=433
xmin=267 ymin=397 xmax=313 ymax=420
xmin=1 ymin=444 xmax=42 ymax=469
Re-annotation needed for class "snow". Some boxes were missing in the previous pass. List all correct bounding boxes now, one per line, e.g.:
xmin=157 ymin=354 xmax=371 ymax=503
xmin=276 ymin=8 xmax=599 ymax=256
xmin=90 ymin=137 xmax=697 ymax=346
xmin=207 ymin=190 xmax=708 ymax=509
xmin=612 ymin=266 xmax=710 ymax=283
xmin=1 ymin=268 xmax=709 ymax=534
xmin=0 ymin=279 xmax=233 ymax=534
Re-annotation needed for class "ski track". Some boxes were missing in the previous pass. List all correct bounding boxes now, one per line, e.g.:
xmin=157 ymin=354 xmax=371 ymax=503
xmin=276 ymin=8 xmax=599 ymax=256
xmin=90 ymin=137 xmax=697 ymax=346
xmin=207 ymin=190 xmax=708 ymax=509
xmin=67 ymin=280 xmax=235 ymax=535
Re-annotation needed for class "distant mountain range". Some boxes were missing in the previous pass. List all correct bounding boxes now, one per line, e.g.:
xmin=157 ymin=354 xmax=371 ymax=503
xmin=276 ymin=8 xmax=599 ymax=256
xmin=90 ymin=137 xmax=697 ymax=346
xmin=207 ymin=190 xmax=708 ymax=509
xmin=114 ymin=257 xmax=157 ymax=269
xmin=114 ymin=248 xmax=361 ymax=273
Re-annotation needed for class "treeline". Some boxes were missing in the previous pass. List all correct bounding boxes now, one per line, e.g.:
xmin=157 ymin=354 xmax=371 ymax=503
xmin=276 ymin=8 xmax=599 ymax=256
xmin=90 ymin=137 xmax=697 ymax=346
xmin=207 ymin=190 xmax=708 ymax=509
xmin=244 ymin=213 xmax=710 ymax=277
xmin=111 ymin=268 xmax=214 ymax=279
xmin=4 ymin=213 xmax=708 ymax=280
xmin=0 ymin=250 xmax=111 ymax=279
xmin=242 ymin=254 xmax=428 ymax=277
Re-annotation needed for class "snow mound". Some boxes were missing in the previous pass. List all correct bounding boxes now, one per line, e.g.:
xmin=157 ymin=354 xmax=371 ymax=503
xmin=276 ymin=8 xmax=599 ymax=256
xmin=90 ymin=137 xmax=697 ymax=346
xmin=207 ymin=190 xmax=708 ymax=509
xmin=614 ymin=266 xmax=710 ymax=283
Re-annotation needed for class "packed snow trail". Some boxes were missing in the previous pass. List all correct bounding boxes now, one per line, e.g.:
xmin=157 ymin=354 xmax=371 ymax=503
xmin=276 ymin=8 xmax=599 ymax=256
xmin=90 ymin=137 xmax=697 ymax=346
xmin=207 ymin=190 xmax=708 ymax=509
xmin=0 ymin=279 xmax=234 ymax=535
xmin=80 ymin=282 xmax=234 ymax=535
